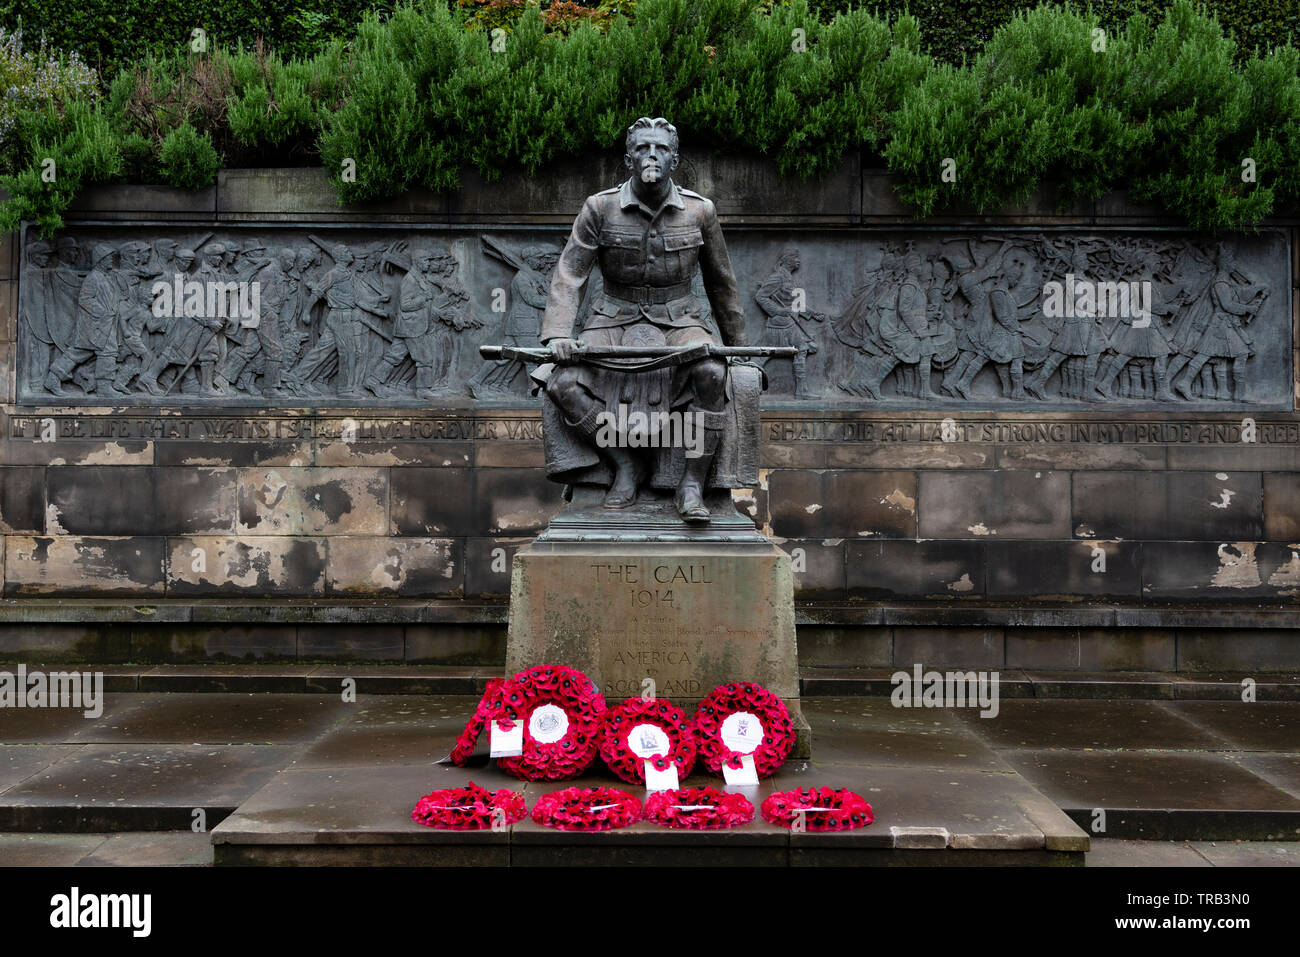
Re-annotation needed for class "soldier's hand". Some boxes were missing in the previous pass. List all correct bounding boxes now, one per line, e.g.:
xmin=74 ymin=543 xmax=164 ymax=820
xmin=550 ymin=338 xmax=579 ymax=363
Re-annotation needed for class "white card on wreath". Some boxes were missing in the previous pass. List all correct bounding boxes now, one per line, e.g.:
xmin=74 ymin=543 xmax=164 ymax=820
xmin=489 ymin=720 xmax=523 ymax=757
xmin=644 ymin=760 xmax=680 ymax=792
xmin=722 ymin=754 xmax=759 ymax=786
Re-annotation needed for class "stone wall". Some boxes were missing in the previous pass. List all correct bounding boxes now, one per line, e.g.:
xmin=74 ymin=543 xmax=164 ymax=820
xmin=2 ymin=153 xmax=1299 ymax=670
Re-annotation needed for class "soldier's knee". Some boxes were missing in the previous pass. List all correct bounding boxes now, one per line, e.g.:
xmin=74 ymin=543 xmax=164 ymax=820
xmin=546 ymin=367 xmax=582 ymax=406
xmin=693 ymin=358 xmax=727 ymax=397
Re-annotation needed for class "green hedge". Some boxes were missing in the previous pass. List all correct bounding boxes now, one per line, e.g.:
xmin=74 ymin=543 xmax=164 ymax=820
xmin=6 ymin=0 xmax=1299 ymax=76
xmin=2 ymin=0 xmax=1298 ymax=235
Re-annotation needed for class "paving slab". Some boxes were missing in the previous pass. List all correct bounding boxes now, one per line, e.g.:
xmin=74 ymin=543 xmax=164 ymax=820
xmin=802 ymin=698 xmax=1011 ymax=772
xmin=0 ymin=745 xmax=81 ymax=792
xmin=1230 ymin=753 xmax=1300 ymax=801
xmin=1085 ymin=839 xmax=1212 ymax=867
xmin=1172 ymin=673 xmax=1300 ymax=701
xmin=292 ymin=695 xmax=469 ymax=768
xmin=1004 ymin=748 xmax=1300 ymax=841
xmin=771 ymin=760 xmax=1085 ymax=864
xmin=1157 ymin=701 xmax=1300 ymax=751
xmin=76 ymin=831 xmax=214 ymax=866
xmin=0 ymin=694 xmax=151 ymax=743
xmin=77 ymin=693 xmax=352 ymax=744
xmin=0 ymin=833 xmax=108 ymax=865
xmin=211 ymin=763 xmax=517 ymax=865
xmin=0 ymin=743 xmax=299 ymax=830
xmin=954 ymin=699 xmax=1220 ymax=750
xmin=1189 ymin=840 xmax=1300 ymax=866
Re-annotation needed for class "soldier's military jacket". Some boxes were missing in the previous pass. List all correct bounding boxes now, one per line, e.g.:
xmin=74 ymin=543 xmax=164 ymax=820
xmin=540 ymin=178 xmax=747 ymax=346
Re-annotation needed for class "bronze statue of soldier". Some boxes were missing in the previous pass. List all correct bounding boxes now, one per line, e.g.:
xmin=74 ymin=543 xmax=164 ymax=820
xmin=526 ymin=117 xmax=761 ymax=524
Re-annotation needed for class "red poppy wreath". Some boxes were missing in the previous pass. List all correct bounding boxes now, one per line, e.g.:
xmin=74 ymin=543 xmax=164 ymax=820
xmin=460 ymin=665 xmax=607 ymax=781
xmin=411 ymin=781 xmax=527 ymax=830
xmin=761 ymin=787 xmax=875 ymax=831
xmin=449 ymin=677 xmax=508 ymax=765
xmin=531 ymin=786 xmax=643 ymax=832
xmin=597 ymin=695 xmax=697 ymax=785
xmin=643 ymin=786 xmax=754 ymax=830
xmin=693 ymin=682 xmax=795 ymax=778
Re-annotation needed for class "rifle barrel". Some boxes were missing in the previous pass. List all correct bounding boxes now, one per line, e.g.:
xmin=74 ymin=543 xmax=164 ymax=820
xmin=479 ymin=345 xmax=799 ymax=360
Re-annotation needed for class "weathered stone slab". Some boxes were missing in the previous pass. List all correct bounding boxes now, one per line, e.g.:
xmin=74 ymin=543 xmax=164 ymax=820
xmin=237 ymin=467 xmax=387 ymax=535
xmin=165 ymin=536 xmax=327 ymax=596
xmin=918 ymin=470 xmax=1072 ymax=539
xmin=325 ymin=536 xmax=461 ymax=597
xmin=5 ymin=535 xmax=165 ymax=596
xmin=505 ymin=540 xmax=803 ymax=741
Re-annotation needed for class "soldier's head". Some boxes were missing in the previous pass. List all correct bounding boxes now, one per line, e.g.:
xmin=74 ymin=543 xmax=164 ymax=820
xmin=91 ymin=243 xmax=115 ymax=268
xmin=625 ymin=117 xmax=678 ymax=186
xmin=124 ymin=241 xmax=151 ymax=268
xmin=933 ymin=258 xmax=951 ymax=282
xmin=333 ymin=244 xmax=353 ymax=266
xmin=778 ymin=246 xmax=800 ymax=272
xmin=1216 ymin=243 xmax=1235 ymax=271
xmin=222 ymin=241 xmax=240 ymax=267
xmin=432 ymin=254 xmax=456 ymax=276
xmin=277 ymin=247 xmax=296 ymax=271
xmin=28 ymin=241 xmax=52 ymax=268
xmin=204 ymin=244 xmax=226 ymax=267
xmin=154 ymin=239 xmax=178 ymax=263
xmin=298 ymin=246 xmax=318 ymax=270
xmin=56 ymin=237 xmax=79 ymax=266
xmin=176 ymin=249 xmax=196 ymax=272
xmin=525 ymin=245 xmax=559 ymax=273
xmin=411 ymin=248 xmax=437 ymax=273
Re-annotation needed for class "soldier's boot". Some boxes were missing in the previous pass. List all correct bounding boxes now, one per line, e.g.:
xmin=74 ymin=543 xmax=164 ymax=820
xmin=917 ymin=362 xmax=937 ymax=400
xmin=136 ymin=356 xmax=170 ymax=396
xmin=1173 ymin=358 xmax=1206 ymax=401
xmin=952 ymin=358 xmax=983 ymax=400
xmin=675 ymin=411 xmax=725 ymax=524
xmin=199 ymin=362 xmax=221 ymax=397
xmin=95 ymin=377 xmax=128 ymax=399
xmin=364 ymin=357 xmax=400 ymax=397
xmin=1008 ymin=362 xmax=1027 ymax=401
xmin=237 ymin=370 xmax=260 ymax=396
xmin=1214 ymin=364 xmax=1231 ymax=401
xmin=793 ymin=352 xmax=813 ymax=400
xmin=940 ymin=356 xmax=970 ymax=397
xmin=414 ymin=364 xmax=438 ymax=400
xmin=1153 ymin=358 xmax=1175 ymax=402
xmin=262 ymin=360 xmax=288 ymax=397
xmin=43 ymin=371 xmax=69 ymax=397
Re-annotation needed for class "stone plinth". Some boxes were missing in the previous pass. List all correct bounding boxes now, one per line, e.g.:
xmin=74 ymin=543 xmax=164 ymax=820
xmin=505 ymin=538 xmax=809 ymax=757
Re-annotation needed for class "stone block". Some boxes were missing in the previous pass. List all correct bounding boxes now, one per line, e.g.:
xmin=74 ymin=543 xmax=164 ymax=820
xmin=774 ymin=538 xmax=845 ymax=598
xmin=463 ymin=537 xmax=531 ymax=599
xmin=296 ymin=625 xmax=405 ymax=661
xmin=1072 ymin=471 xmax=1262 ymax=540
xmin=506 ymin=541 xmax=800 ymax=716
xmin=1141 ymin=541 xmax=1300 ymax=600
xmin=996 ymin=443 xmax=1165 ymax=470
xmin=473 ymin=468 xmax=564 ymax=535
xmin=768 ymin=469 xmax=915 ymax=539
xmin=404 ymin=624 xmax=506 ymax=665
xmin=0 ymin=623 xmax=132 ymax=661
xmin=986 ymin=540 xmax=1142 ymax=599
xmin=165 ymin=536 xmax=327 ymax=597
xmin=1264 ymin=473 xmax=1300 ymax=540
xmin=154 ymin=440 xmax=312 ymax=468
xmin=131 ymin=625 xmax=296 ymax=662
xmin=0 ymin=467 xmax=44 ymax=532
xmin=69 ymin=183 xmax=216 ymax=218
xmin=325 ymin=536 xmax=462 ymax=597
xmin=846 ymin=540 xmax=984 ymax=599
xmin=918 ymin=470 xmax=1071 ymax=539
xmin=1176 ymin=629 xmax=1300 ymax=672
xmin=796 ymin=626 xmax=892 ymax=669
xmin=5 ymin=536 xmax=165 ymax=596
xmin=892 ymin=626 xmax=1004 ymax=669
xmin=389 ymin=467 xmax=475 ymax=536
xmin=1005 ymin=627 xmax=1176 ymax=671
xmin=237 ymin=467 xmax=388 ymax=535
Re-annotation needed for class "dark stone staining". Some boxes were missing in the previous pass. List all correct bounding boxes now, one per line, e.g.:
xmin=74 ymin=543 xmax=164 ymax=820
xmin=303 ymin=480 xmax=353 ymax=524
xmin=391 ymin=468 xmax=474 ymax=536
xmin=0 ymin=467 xmax=45 ymax=532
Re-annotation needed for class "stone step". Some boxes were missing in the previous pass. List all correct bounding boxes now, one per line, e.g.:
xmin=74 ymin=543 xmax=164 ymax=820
xmin=4 ymin=663 xmax=1296 ymax=699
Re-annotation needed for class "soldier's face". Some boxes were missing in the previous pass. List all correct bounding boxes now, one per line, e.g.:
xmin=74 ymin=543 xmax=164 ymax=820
xmin=625 ymin=129 xmax=677 ymax=184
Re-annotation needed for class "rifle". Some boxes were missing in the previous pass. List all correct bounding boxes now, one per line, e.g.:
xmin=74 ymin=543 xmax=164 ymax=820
xmin=480 ymin=344 xmax=798 ymax=370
